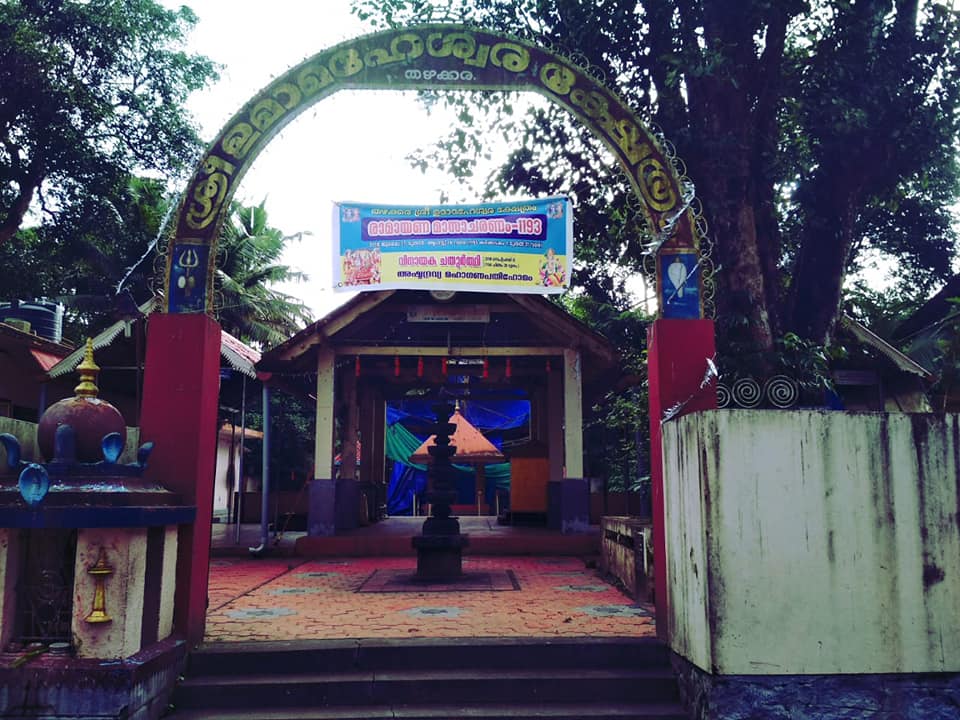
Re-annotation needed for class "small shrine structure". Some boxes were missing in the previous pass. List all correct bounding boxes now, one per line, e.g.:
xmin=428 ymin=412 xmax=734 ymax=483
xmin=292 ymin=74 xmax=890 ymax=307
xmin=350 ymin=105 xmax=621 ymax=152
xmin=0 ymin=341 xmax=193 ymax=719
xmin=258 ymin=289 xmax=618 ymax=537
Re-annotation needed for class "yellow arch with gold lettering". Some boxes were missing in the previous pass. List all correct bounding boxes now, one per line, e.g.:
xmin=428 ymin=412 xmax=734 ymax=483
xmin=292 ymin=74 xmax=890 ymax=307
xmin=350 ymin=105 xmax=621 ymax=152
xmin=165 ymin=24 xmax=703 ymax=316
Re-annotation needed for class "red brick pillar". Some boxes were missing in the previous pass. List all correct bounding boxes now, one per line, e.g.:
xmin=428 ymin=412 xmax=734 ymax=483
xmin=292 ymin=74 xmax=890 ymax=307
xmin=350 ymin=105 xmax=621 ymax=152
xmin=647 ymin=318 xmax=716 ymax=638
xmin=140 ymin=313 xmax=221 ymax=646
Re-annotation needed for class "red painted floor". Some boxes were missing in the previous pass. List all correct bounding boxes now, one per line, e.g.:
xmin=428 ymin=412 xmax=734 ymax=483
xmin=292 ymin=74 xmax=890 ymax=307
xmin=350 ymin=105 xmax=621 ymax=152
xmin=204 ymin=555 xmax=656 ymax=642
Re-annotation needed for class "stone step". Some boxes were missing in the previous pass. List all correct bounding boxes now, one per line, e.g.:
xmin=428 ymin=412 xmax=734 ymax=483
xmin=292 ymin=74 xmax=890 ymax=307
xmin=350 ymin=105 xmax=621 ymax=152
xmin=174 ymin=667 xmax=680 ymax=708
xmin=169 ymin=701 xmax=689 ymax=720
xmin=186 ymin=637 xmax=671 ymax=676
xmin=170 ymin=637 xmax=687 ymax=719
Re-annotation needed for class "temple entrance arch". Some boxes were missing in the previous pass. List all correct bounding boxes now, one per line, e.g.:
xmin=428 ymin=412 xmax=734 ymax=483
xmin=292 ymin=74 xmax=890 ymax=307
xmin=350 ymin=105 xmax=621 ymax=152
xmin=163 ymin=23 xmax=705 ymax=315
xmin=143 ymin=23 xmax=713 ymax=645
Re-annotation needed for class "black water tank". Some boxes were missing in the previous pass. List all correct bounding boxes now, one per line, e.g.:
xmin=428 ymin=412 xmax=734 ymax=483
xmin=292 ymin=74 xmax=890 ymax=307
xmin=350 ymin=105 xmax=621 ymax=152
xmin=0 ymin=299 xmax=64 ymax=343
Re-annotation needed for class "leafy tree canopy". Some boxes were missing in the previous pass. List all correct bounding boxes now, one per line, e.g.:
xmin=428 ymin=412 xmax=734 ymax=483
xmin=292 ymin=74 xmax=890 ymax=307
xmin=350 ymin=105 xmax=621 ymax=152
xmin=0 ymin=180 xmax=312 ymax=348
xmin=0 ymin=174 xmax=172 ymax=339
xmin=353 ymin=0 xmax=960 ymax=364
xmin=563 ymin=294 xmax=653 ymax=492
xmin=0 ymin=0 xmax=217 ymax=245
xmin=215 ymin=200 xmax=313 ymax=349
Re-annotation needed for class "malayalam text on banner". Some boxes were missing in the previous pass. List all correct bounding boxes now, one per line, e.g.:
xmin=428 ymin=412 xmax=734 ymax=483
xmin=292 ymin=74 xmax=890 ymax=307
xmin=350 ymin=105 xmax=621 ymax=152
xmin=332 ymin=197 xmax=573 ymax=294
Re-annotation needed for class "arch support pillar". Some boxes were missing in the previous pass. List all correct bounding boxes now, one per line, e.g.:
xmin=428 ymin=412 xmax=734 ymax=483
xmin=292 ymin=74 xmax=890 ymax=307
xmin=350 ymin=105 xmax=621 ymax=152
xmin=648 ymin=318 xmax=716 ymax=639
xmin=140 ymin=313 xmax=221 ymax=646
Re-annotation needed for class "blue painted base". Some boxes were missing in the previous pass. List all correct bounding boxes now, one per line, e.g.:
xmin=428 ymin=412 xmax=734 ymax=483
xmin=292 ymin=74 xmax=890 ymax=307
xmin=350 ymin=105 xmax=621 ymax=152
xmin=307 ymin=478 xmax=336 ymax=536
xmin=0 ymin=637 xmax=186 ymax=720
xmin=547 ymin=478 xmax=590 ymax=534
xmin=307 ymin=478 xmax=362 ymax=536
xmin=672 ymin=653 xmax=960 ymax=720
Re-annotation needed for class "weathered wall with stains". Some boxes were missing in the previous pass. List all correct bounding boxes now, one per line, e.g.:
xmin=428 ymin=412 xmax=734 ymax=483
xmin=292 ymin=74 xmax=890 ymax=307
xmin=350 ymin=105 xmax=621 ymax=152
xmin=663 ymin=410 xmax=960 ymax=675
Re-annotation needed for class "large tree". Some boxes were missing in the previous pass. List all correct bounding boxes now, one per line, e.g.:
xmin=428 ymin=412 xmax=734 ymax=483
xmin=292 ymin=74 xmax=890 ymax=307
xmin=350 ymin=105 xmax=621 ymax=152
xmin=355 ymin=0 xmax=960 ymax=362
xmin=0 ymin=174 xmax=173 ymax=339
xmin=0 ymin=0 xmax=217 ymax=245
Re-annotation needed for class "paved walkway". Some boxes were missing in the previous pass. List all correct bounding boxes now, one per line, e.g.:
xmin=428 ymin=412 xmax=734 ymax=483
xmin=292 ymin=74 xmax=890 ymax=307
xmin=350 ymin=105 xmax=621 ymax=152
xmin=209 ymin=517 xmax=601 ymax=557
xmin=205 ymin=555 xmax=656 ymax=642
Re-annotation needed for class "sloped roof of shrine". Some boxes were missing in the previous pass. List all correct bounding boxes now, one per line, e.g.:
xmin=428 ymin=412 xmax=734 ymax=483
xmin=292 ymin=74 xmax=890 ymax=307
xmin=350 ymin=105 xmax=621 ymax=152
xmin=258 ymin=290 xmax=618 ymax=380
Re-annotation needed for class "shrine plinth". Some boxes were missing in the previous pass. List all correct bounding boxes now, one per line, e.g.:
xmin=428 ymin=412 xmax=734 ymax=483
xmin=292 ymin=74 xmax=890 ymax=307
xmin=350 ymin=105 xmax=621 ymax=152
xmin=0 ymin=340 xmax=194 ymax=720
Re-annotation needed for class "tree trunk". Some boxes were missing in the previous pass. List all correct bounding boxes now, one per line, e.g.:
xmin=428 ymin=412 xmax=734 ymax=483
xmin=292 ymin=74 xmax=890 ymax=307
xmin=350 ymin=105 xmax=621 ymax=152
xmin=687 ymin=83 xmax=776 ymax=356
xmin=677 ymin=1 xmax=779 ymax=359
xmin=0 ymin=168 xmax=41 ymax=246
xmin=786 ymin=170 xmax=860 ymax=344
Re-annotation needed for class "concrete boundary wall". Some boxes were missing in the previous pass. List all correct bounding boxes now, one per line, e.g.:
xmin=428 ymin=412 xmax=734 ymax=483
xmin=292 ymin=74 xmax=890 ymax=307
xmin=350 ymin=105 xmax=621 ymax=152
xmin=663 ymin=410 xmax=960 ymax=676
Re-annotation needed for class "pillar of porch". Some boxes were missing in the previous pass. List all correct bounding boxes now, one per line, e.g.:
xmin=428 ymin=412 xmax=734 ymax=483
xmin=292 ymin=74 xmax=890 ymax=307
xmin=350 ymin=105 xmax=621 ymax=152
xmin=358 ymin=382 xmax=383 ymax=521
xmin=335 ymin=367 xmax=360 ymax=530
xmin=546 ymin=363 xmax=563 ymax=530
xmin=308 ymin=347 xmax=337 ymax=536
xmin=547 ymin=349 xmax=589 ymax=534
xmin=560 ymin=348 xmax=588 ymax=533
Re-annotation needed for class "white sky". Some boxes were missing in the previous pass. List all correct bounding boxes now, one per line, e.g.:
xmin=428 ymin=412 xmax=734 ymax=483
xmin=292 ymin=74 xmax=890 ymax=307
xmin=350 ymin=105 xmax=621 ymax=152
xmin=167 ymin=0 xmax=501 ymax=319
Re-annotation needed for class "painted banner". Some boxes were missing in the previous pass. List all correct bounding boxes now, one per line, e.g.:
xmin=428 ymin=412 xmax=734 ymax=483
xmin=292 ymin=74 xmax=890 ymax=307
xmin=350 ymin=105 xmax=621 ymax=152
xmin=332 ymin=197 xmax=573 ymax=294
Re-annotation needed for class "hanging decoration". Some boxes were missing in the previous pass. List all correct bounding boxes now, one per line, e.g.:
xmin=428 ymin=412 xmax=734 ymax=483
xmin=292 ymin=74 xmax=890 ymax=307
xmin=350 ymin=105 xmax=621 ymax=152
xmin=482 ymin=357 xmax=489 ymax=379
xmin=506 ymin=357 xmax=512 ymax=378
xmin=394 ymin=355 xmax=400 ymax=377
xmin=417 ymin=356 xmax=424 ymax=378
xmin=355 ymin=356 xmax=361 ymax=377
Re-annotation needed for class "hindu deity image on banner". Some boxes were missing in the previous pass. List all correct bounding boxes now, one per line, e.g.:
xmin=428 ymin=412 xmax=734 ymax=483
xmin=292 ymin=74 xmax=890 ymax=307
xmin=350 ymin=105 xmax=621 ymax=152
xmin=331 ymin=197 xmax=573 ymax=295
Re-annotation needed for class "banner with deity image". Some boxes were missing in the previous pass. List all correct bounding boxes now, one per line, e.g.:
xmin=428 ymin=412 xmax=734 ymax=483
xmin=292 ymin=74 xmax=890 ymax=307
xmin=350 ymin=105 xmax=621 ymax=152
xmin=332 ymin=197 xmax=573 ymax=294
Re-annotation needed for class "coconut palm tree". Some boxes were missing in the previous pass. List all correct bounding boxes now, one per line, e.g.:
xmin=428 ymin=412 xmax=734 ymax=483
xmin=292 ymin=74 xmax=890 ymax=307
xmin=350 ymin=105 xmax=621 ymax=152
xmin=215 ymin=200 xmax=312 ymax=348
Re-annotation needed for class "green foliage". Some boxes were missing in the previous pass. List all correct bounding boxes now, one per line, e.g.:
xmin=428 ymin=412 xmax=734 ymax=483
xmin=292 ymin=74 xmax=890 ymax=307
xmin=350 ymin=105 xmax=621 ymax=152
xmin=783 ymin=0 xmax=960 ymax=338
xmin=215 ymin=201 xmax=313 ymax=349
xmin=773 ymin=332 xmax=833 ymax=391
xmin=0 ymin=185 xmax=313 ymax=349
xmin=931 ymin=299 xmax=960 ymax=411
xmin=894 ymin=295 xmax=960 ymax=409
xmin=351 ymin=0 xmax=960 ymax=354
xmin=842 ymin=280 xmax=928 ymax=340
xmin=0 ymin=0 xmax=217 ymax=245
xmin=238 ymin=391 xmax=316 ymax=492
xmin=0 ymin=174 xmax=172 ymax=341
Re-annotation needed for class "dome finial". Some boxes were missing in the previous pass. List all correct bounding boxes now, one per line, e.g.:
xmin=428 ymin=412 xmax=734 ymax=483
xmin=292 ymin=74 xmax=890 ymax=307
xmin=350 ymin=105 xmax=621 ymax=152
xmin=75 ymin=338 xmax=100 ymax=398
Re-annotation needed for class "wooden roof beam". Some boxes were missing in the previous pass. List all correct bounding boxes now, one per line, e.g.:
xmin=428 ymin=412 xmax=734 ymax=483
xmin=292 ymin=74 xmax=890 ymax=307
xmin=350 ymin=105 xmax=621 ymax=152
xmin=334 ymin=345 xmax=566 ymax=356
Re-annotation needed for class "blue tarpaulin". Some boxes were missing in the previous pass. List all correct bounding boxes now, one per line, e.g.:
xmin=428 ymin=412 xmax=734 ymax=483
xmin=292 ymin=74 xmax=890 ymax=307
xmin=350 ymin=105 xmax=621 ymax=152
xmin=385 ymin=398 xmax=528 ymax=515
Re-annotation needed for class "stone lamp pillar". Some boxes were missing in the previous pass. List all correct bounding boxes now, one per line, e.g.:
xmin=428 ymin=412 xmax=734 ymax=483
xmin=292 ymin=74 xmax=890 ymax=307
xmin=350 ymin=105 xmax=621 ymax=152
xmin=412 ymin=402 xmax=469 ymax=579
